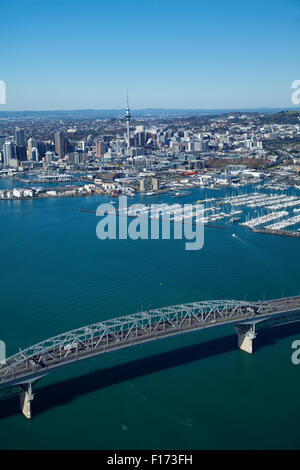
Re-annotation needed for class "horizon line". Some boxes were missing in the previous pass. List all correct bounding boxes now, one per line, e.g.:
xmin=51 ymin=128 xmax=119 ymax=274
xmin=1 ymin=106 xmax=300 ymax=113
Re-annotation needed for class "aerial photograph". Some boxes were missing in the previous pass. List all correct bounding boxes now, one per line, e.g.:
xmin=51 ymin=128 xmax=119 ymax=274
xmin=0 ymin=0 xmax=300 ymax=458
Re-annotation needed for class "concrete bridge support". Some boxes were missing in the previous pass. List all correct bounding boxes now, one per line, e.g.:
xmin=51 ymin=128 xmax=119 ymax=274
xmin=19 ymin=382 xmax=34 ymax=419
xmin=235 ymin=324 xmax=257 ymax=354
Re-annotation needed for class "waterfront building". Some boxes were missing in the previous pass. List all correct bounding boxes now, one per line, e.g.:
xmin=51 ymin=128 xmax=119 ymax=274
xmin=9 ymin=158 xmax=20 ymax=169
xmin=152 ymin=177 xmax=160 ymax=191
xmin=135 ymin=125 xmax=146 ymax=147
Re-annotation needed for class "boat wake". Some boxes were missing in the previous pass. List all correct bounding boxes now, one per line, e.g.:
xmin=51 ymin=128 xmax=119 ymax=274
xmin=232 ymin=233 xmax=247 ymax=245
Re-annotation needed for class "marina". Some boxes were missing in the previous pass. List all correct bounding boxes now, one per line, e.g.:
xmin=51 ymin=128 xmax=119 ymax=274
xmin=2 ymin=180 xmax=300 ymax=238
xmin=76 ymin=185 xmax=300 ymax=238
xmin=197 ymin=190 xmax=300 ymax=237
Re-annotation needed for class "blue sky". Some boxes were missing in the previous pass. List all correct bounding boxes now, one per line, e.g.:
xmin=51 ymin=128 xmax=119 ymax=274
xmin=1 ymin=0 xmax=299 ymax=110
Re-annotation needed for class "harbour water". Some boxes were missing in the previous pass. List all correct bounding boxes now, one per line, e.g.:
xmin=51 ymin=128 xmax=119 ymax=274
xmin=0 ymin=181 xmax=300 ymax=449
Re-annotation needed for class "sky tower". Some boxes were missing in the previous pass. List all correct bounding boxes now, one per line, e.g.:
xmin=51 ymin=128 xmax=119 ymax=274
xmin=125 ymin=92 xmax=131 ymax=151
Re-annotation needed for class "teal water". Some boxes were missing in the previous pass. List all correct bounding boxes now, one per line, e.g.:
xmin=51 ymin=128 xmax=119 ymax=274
xmin=0 ymin=183 xmax=300 ymax=449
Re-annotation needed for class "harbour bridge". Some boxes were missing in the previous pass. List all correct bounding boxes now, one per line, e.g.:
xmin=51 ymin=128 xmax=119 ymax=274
xmin=1 ymin=295 xmax=300 ymax=419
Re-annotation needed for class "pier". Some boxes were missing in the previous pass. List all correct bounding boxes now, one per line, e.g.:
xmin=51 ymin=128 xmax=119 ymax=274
xmin=253 ymin=227 xmax=300 ymax=238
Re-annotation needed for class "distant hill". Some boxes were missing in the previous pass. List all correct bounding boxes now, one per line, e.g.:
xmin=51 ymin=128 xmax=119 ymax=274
xmin=0 ymin=107 xmax=300 ymax=120
xmin=260 ymin=110 xmax=300 ymax=124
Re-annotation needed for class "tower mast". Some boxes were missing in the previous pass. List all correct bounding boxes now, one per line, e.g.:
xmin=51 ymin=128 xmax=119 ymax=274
xmin=125 ymin=90 xmax=131 ymax=152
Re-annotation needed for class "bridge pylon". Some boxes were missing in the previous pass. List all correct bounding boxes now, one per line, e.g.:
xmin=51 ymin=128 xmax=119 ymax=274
xmin=235 ymin=323 xmax=257 ymax=354
xmin=19 ymin=382 xmax=34 ymax=419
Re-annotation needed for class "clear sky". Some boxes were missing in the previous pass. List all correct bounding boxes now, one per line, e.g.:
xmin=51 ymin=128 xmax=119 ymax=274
xmin=1 ymin=0 xmax=299 ymax=110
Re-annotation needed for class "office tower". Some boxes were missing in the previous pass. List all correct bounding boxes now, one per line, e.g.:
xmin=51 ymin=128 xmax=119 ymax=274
xmin=64 ymin=137 xmax=72 ymax=155
xmin=27 ymin=138 xmax=37 ymax=159
xmin=136 ymin=132 xmax=145 ymax=147
xmin=15 ymin=128 xmax=25 ymax=146
xmin=15 ymin=128 xmax=27 ymax=161
xmin=17 ymin=146 xmax=27 ymax=161
xmin=135 ymin=125 xmax=145 ymax=147
xmin=37 ymin=141 xmax=47 ymax=158
xmin=55 ymin=131 xmax=65 ymax=157
xmin=95 ymin=138 xmax=106 ymax=158
xmin=3 ymin=141 xmax=16 ymax=166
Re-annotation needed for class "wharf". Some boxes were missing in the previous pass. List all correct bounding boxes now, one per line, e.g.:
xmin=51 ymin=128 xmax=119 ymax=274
xmin=253 ymin=227 xmax=300 ymax=238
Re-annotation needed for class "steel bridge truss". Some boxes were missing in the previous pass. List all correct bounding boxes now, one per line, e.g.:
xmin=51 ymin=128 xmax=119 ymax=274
xmin=0 ymin=299 xmax=263 ymax=386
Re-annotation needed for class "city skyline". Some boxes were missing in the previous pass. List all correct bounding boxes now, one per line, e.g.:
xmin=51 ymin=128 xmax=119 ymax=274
xmin=1 ymin=0 xmax=300 ymax=111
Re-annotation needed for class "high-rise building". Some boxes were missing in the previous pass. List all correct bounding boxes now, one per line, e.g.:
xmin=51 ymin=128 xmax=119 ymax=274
xmin=64 ymin=137 xmax=72 ymax=155
xmin=3 ymin=141 xmax=16 ymax=166
xmin=17 ymin=146 xmax=27 ymax=161
xmin=37 ymin=141 xmax=47 ymax=158
xmin=15 ymin=128 xmax=25 ymax=146
xmin=27 ymin=138 xmax=37 ymax=159
xmin=95 ymin=138 xmax=106 ymax=158
xmin=55 ymin=132 xmax=65 ymax=157
xmin=15 ymin=128 xmax=27 ymax=161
